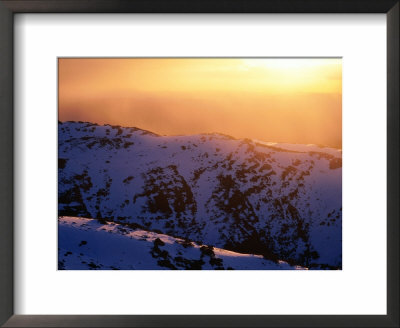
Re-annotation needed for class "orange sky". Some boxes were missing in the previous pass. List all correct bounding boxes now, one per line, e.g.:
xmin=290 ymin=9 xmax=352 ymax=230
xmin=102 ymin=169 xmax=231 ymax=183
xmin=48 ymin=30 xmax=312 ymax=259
xmin=58 ymin=58 xmax=342 ymax=148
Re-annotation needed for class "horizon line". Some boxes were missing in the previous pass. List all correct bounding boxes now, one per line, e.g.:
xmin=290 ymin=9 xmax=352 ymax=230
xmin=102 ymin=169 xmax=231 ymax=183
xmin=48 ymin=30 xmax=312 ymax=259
xmin=58 ymin=120 xmax=342 ymax=151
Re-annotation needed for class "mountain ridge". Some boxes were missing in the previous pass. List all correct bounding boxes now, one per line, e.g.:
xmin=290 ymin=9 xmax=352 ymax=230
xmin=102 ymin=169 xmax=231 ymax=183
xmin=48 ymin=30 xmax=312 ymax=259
xmin=59 ymin=120 xmax=342 ymax=151
xmin=58 ymin=121 xmax=342 ymax=269
xmin=59 ymin=216 xmax=308 ymax=270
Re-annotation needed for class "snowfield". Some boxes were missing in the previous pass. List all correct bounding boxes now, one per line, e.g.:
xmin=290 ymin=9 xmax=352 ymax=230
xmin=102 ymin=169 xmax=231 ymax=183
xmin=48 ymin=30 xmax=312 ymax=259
xmin=58 ymin=121 xmax=342 ymax=270
xmin=59 ymin=216 xmax=305 ymax=270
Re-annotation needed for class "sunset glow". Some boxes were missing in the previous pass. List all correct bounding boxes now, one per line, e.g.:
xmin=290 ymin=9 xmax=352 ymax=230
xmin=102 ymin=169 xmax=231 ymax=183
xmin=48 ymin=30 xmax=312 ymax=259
xmin=58 ymin=58 xmax=342 ymax=148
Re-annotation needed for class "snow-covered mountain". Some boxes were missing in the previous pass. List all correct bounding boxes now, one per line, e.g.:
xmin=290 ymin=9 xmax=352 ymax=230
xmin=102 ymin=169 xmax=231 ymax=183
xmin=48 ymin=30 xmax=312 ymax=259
xmin=58 ymin=121 xmax=342 ymax=269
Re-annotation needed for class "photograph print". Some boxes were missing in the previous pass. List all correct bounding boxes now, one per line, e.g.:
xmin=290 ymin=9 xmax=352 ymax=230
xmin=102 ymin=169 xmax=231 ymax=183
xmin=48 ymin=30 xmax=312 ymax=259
xmin=58 ymin=58 xmax=342 ymax=270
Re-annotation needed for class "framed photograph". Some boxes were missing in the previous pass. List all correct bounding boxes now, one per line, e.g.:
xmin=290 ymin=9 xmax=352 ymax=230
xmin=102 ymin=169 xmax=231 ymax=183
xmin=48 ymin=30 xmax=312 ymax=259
xmin=0 ymin=0 xmax=398 ymax=327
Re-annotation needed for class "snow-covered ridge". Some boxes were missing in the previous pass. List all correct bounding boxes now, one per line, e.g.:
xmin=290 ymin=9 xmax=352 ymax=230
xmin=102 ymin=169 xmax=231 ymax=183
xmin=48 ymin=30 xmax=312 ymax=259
xmin=58 ymin=121 xmax=342 ymax=269
xmin=254 ymin=140 xmax=341 ymax=156
xmin=59 ymin=216 xmax=305 ymax=270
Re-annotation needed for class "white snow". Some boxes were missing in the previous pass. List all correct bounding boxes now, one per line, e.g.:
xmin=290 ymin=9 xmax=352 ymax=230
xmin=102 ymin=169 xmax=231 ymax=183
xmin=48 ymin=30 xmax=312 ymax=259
xmin=58 ymin=216 xmax=305 ymax=270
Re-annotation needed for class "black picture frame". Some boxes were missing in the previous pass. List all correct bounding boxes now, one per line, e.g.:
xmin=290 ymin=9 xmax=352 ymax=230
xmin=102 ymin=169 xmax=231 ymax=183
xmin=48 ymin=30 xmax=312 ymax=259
xmin=0 ymin=1 xmax=398 ymax=327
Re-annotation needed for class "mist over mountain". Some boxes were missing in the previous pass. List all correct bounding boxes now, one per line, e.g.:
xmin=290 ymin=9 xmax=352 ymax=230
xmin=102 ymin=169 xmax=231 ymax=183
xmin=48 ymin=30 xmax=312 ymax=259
xmin=58 ymin=121 xmax=342 ymax=270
